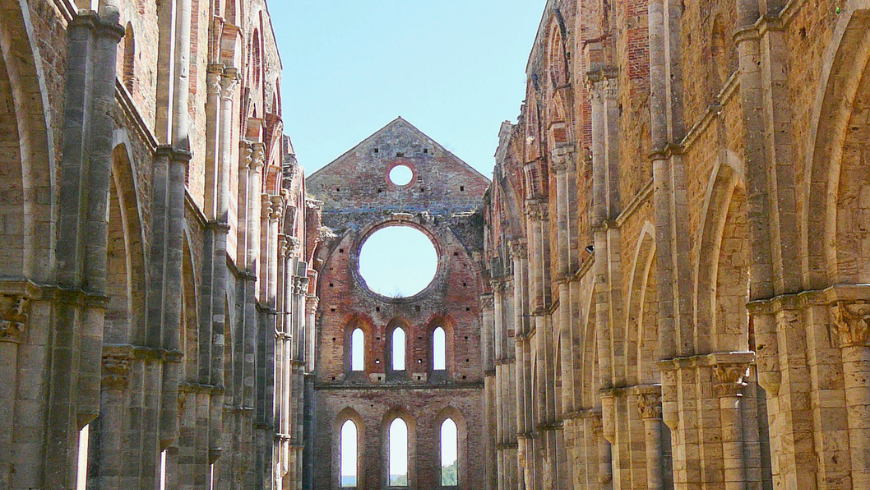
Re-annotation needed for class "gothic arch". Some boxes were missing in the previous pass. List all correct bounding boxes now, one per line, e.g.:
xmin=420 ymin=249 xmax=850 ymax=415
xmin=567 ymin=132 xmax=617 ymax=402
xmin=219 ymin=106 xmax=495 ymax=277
xmin=181 ymin=230 xmax=200 ymax=383
xmin=343 ymin=314 xmax=374 ymax=375
xmin=427 ymin=315 xmax=455 ymax=377
xmin=694 ymin=152 xmax=748 ymax=353
xmin=385 ymin=317 xmax=411 ymax=376
xmin=0 ymin=0 xmax=56 ymax=282
xmin=381 ymin=407 xmax=417 ymax=488
xmin=579 ymin=285 xmax=599 ymax=409
xmin=624 ymin=222 xmax=658 ymax=386
xmin=434 ymin=406 xmax=468 ymax=488
xmin=104 ymin=142 xmax=147 ymax=345
xmin=333 ymin=407 xmax=365 ymax=489
xmin=804 ymin=3 xmax=870 ymax=288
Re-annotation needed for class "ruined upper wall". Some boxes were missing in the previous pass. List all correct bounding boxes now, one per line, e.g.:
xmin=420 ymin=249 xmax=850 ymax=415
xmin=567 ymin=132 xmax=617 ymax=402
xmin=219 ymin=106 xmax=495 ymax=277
xmin=308 ymin=118 xmax=490 ymax=222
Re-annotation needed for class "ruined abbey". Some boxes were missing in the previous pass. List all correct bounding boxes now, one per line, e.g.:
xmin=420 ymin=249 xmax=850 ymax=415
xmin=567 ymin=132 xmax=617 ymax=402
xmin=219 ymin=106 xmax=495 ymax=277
xmin=1 ymin=0 xmax=869 ymax=489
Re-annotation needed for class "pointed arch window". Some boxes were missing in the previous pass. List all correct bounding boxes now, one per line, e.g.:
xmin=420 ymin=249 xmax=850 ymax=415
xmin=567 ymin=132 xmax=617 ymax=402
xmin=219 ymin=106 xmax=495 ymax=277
xmin=351 ymin=328 xmax=364 ymax=371
xmin=392 ymin=327 xmax=406 ymax=371
xmin=389 ymin=418 xmax=409 ymax=486
xmin=341 ymin=420 xmax=358 ymax=487
xmin=440 ymin=418 xmax=458 ymax=486
xmin=433 ymin=327 xmax=446 ymax=371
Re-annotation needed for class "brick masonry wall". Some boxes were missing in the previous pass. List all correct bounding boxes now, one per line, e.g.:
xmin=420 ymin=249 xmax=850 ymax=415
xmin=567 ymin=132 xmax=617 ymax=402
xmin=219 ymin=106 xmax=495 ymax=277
xmin=309 ymin=118 xmax=489 ymax=489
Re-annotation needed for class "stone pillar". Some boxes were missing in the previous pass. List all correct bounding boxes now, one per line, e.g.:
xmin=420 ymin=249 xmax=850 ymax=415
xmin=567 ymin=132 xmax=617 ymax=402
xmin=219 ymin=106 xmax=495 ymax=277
xmin=592 ymin=414 xmax=613 ymax=490
xmin=713 ymin=359 xmax=752 ymax=490
xmin=638 ymin=390 xmax=664 ymax=490
xmin=97 ymin=347 xmax=132 ymax=488
xmin=830 ymin=300 xmax=870 ymax=489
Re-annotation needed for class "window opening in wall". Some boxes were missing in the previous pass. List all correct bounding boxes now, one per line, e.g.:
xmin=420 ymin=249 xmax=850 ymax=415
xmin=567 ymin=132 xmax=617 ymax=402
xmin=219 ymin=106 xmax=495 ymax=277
xmin=389 ymin=164 xmax=413 ymax=186
xmin=389 ymin=418 xmax=409 ymax=486
xmin=433 ymin=327 xmax=446 ymax=370
xmin=123 ymin=23 xmax=135 ymax=91
xmin=393 ymin=328 xmax=406 ymax=371
xmin=359 ymin=226 xmax=437 ymax=298
xmin=351 ymin=328 xmax=364 ymax=371
xmin=441 ymin=418 xmax=458 ymax=486
xmin=341 ymin=420 xmax=358 ymax=487
xmin=159 ymin=450 xmax=168 ymax=490
xmin=76 ymin=424 xmax=90 ymax=490
xmin=209 ymin=464 xmax=215 ymax=490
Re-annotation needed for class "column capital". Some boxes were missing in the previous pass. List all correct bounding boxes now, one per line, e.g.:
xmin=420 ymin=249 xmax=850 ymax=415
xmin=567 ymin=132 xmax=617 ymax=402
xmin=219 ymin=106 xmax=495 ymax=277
xmin=713 ymin=360 xmax=751 ymax=398
xmin=829 ymin=300 xmax=870 ymax=347
xmin=269 ymin=195 xmax=285 ymax=221
xmin=637 ymin=392 xmax=663 ymax=420
xmin=508 ymin=239 xmax=527 ymax=257
xmin=242 ymin=142 xmax=266 ymax=170
xmin=102 ymin=348 xmax=132 ymax=391
xmin=525 ymin=200 xmax=549 ymax=221
xmin=0 ymin=295 xmax=29 ymax=343
xmin=220 ymin=68 xmax=239 ymax=100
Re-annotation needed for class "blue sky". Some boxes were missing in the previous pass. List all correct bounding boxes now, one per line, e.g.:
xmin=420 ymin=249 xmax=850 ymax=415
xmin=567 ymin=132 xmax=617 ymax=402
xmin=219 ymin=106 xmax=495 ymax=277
xmin=271 ymin=0 xmax=544 ymax=177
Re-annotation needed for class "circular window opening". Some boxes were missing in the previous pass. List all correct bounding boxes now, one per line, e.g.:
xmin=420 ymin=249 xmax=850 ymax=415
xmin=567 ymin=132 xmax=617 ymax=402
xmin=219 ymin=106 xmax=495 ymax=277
xmin=389 ymin=165 xmax=414 ymax=186
xmin=359 ymin=226 xmax=437 ymax=298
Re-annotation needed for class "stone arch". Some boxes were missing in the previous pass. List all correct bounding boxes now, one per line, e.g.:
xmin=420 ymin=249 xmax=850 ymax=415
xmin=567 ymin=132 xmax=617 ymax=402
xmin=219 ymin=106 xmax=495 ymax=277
xmin=181 ymin=230 xmax=200 ymax=382
xmin=545 ymin=15 xmax=569 ymax=90
xmin=333 ymin=407 xmax=365 ymax=489
xmin=804 ymin=3 xmax=870 ymax=288
xmin=496 ymin=176 xmax=524 ymax=241
xmin=0 ymin=0 xmax=56 ymax=282
xmin=434 ymin=406 xmax=467 ymax=488
xmin=381 ymin=406 xmax=417 ymax=488
xmin=694 ymin=152 xmax=748 ymax=353
xmin=624 ymin=222 xmax=658 ymax=386
xmin=103 ymin=143 xmax=147 ymax=345
xmin=579 ymin=290 xmax=599 ymax=409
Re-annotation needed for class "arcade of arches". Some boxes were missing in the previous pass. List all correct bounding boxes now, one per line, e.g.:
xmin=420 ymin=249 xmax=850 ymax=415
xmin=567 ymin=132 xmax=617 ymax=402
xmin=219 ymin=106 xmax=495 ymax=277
xmin=1 ymin=0 xmax=870 ymax=489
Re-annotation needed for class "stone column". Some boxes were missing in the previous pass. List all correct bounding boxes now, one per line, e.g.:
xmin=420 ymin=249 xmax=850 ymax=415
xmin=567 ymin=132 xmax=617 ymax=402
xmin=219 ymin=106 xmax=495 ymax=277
xmin=591 ymin=413 xmax=613 ymax=490
xmin=97 ymin=348 xmax=132 ymax=488
xmin=638 ymin=390 xmax=664 ymax=490
xmin=0 ymin=292 xmax=31 ymax=488
xmin=713 ymin=358 xmax=752 ymax=490
xmin=830 ymin=300 xmax=870 ymax=489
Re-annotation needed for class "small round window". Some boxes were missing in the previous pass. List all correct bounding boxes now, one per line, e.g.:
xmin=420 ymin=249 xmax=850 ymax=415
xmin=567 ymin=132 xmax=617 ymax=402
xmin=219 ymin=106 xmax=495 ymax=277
xmin=359 ymin=226 xmax=437 ymax=297
xmin=389 ymin=165 xmax=414 ymax=186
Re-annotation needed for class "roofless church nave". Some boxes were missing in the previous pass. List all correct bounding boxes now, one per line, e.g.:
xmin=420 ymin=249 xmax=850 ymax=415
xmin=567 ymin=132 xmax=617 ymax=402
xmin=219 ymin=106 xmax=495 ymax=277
xmin=2 ymin=0 xmax=870 ymax=489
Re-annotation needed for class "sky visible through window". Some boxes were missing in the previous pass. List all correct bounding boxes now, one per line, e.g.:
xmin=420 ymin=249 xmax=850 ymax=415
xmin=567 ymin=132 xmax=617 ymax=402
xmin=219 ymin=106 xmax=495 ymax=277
xmin=273 ymin=1 xmax=543 ymax=178
xmin=359 ymin=227 xmax=438 ymax=298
